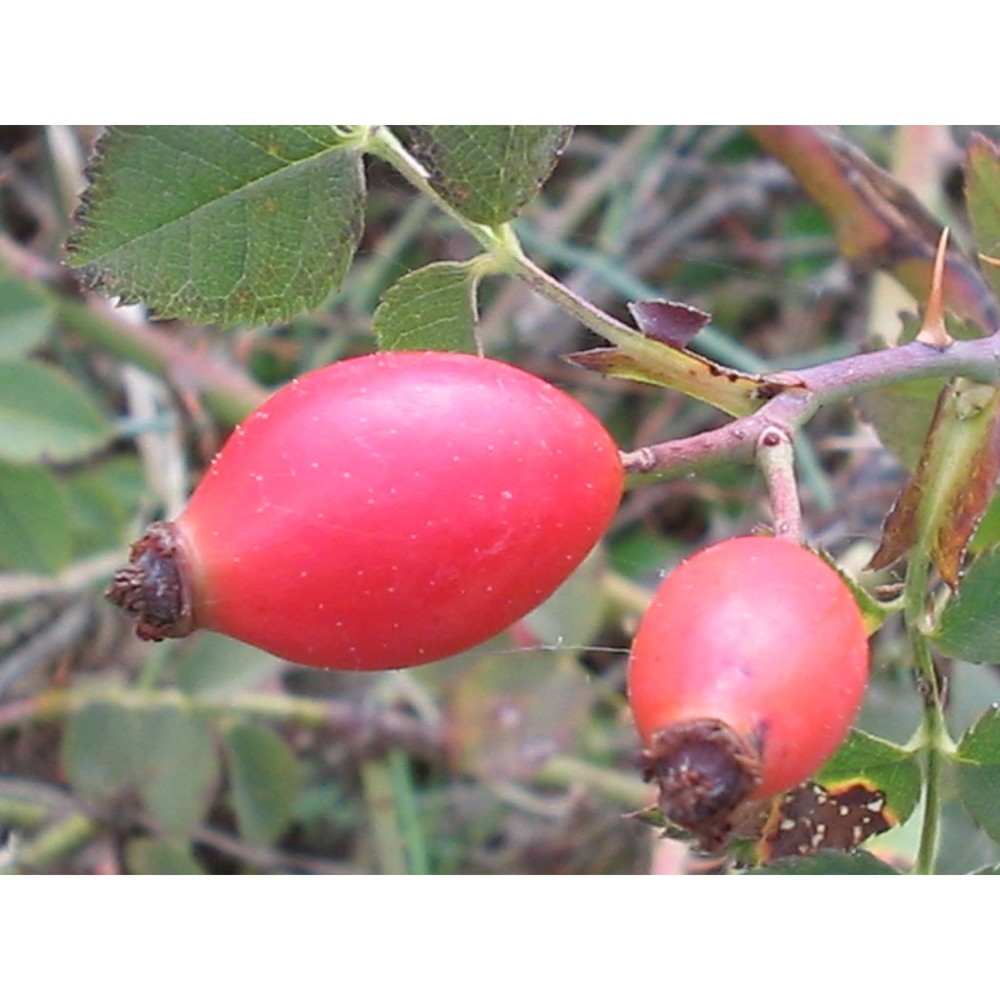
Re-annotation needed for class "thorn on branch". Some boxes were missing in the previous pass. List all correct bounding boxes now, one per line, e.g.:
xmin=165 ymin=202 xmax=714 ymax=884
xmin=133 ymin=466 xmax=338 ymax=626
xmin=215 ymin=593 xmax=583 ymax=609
xmin=916 ymin=229 xmax=956 ymax=350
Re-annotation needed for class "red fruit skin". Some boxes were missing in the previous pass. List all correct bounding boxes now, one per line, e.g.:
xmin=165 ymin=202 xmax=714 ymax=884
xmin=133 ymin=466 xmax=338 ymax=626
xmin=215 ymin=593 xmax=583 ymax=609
xmin=628 ymin=536 xmax=869 ymax=801
xmin=173 ymin=352 xmax=622 ymax=670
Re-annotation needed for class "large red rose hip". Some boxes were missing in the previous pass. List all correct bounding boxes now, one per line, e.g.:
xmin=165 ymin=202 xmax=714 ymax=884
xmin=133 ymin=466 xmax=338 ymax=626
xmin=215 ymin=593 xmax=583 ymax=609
xmin=108 ymin=351 xmax=623 ymax=670
xmin=627 ymin=535 xmax=869 ymax=843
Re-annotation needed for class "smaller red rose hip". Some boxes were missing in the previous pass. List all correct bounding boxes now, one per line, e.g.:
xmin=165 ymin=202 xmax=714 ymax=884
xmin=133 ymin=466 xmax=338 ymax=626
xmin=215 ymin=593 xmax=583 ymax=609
xmin=107 ymin=351 xmax=623 ymax=671
xmin=627 ymin=535 xmax=869 ymax=846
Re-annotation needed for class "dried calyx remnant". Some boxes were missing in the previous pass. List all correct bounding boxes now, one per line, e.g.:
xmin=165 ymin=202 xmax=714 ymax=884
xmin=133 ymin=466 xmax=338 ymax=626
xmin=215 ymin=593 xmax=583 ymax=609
xmin=105 ymin=521 xmax=195 ymax=640
xmin=640 ymin=718 xmax=762 ymax=848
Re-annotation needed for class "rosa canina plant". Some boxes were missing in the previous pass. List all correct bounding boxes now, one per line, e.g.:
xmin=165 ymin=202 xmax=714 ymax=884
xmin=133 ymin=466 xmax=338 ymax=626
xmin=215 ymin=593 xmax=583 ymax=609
xmin=3 ymin=126 xmax=1000 ymax=874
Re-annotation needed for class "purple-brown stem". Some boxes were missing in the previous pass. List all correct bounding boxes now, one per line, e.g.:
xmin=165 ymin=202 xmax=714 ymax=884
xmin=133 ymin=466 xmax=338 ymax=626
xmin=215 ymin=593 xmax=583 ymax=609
xmin=755 ymin=426 xmax=802 ymax=541
xmin=622 ymin=329 xmax=1000 ymax=479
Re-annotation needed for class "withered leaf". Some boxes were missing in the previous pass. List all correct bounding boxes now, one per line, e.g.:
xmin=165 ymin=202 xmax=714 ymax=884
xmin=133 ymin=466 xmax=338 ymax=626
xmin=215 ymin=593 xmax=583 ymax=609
xmin=627 ymin=299 xmax=711 ymax=348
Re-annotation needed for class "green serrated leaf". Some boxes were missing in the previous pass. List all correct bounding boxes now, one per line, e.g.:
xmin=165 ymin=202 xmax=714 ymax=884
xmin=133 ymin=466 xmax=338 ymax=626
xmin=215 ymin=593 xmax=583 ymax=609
xmin=223 ymin=721 xmax=302 ymax=846
xmin=68 ymin=126 xmax=366 ymax=326
xmin=816 ymin=729 xmax=922 ymax=825
xmin=373 ymin=261 xmax=480 ymax=353
xmin=125 ymin=837 xmax=206 ymax=875
xmin=407 ymin=126 xmax=572 ymax=225
xmin=136 ymin=703 xmax=220 ymax=838
xmin=746 ymin=850 xmax=902 ymax=874
xmin=0 ymin=359 xmax=111 ymax=463
xmin=966 ymin=133 xmax=1000 ymax=303
xmin=0 ymin=276 xmax=55 ymax=358
xmin=933 ymin=546 xmax=1000 ymax=662
xmin=954 ymin=709 xmax=1000 ymax=842
xmin=0 ymin=460 xmax=72 ymax=573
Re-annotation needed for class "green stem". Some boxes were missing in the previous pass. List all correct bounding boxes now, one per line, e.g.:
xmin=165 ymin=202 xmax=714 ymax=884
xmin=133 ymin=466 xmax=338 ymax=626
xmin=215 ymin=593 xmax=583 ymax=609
xmin=364 ymin=127 xmax=506 ymax=255
xmin=365 ymin=127 xmax=755 ymax=417
xmin=903 ymin=553 xmax=949 ymax=875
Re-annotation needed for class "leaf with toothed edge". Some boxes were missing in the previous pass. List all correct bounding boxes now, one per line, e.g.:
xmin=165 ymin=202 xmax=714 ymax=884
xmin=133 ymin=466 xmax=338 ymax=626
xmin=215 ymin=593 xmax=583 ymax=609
xmin=68 ymin=126 xmax=366 ymax=327
xmin=933 ymin=546 xmax=1000 ymax=662
xmin=374 ymin=261 xmax=481 ymax=353
xmin=815 ymin=729 xmax=921 ymax=824
xmin=953 ymin=709 xmax=1000 ymax=844
xmin=405 ymin=126 xmax=573 ymax=226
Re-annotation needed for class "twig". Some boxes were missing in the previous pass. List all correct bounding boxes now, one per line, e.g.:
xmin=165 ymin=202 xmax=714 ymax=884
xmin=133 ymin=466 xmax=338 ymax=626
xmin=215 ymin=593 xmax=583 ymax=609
xmin=622 ymin=330 xmax=1000 ymax=479
xmin=755 ymin=426 xmax=802 ymax=541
